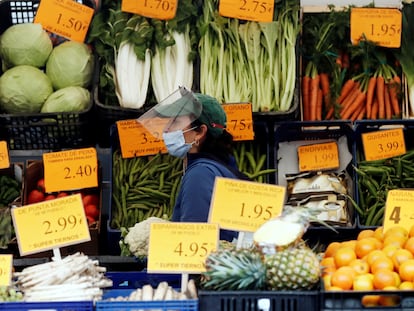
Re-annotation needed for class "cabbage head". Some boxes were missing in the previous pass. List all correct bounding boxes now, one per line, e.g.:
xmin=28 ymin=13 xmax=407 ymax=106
xmin=46 ymin=41 xmax=94 ymax=90
xmin=41 ymin=86 xmax=90 ymax=113
xmin=0 ymin=23 xmax=53 ymax=68
xmin=0 ymin=65 xmax=53 ymax=113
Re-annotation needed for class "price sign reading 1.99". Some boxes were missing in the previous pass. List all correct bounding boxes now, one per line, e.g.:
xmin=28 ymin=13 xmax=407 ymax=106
xmin=219 ymin=0 xmax=274 ymax=22
xmin=43 ymin=147 xmax=98 ymax=193
xmin=209 ymin=177 xmax=286 ymax=232
xmin=362 ymin=128 xmax=406 ymax=161
xmin=122 ymin=0 xmax=177 ymax=20
xmin=297 ymin=141 xmax=339 ymax=172
xmin=147 ymin=222 xmax=219 ymax=273
xmin=11 ymin=194 xmax=90 ymax=256
xmin=383 ymin=189 xmax=414 ymax=234
xmin=34 ymin=0 xmax=94 ymax=42
xmin=222 ymin=103 xmax=254 ymax=141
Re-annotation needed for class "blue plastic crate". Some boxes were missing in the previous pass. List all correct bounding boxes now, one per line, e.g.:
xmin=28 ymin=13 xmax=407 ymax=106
xmin=96 ymin=289 xmax=198 ymax=311
xmin=0 ymin=301 xmax=93 ymax=311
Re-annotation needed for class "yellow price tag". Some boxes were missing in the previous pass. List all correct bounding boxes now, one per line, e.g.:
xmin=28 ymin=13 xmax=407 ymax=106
xmin=121 ymin=0 xmax=177 ymax=20
xmin=362 ymin=128 xmax=406 ymax=161
xmin=147 ymin=222 xmax=219 ymax=273
xmin=350 ymin=7 xmax=401 ymax=48
xmin=11 ymin=194 xmax=90 ymax=256
xmin=43 ymin=147 xmax=98 ymax=192
xmin=117 ymin=119 xmax=168 ymax=158
xmin=0 ymin=141 xmax=10 ymax=169
xmin=222 ymin=103 xmax=254 ymax=141
xmin=298 ymin=141 xmax=339 ymax=172
xmin=383 ymin=189 xmax=414 ymax=234
xmin=34 ymin=0 xmax=94 ymax=43
xmin=0 ymin=255 xmax=13 ymax=287
xmin=209 ymin=177 xmax=285 ymax=232
xmin=219 ymin=0 xmax=274 ymax=22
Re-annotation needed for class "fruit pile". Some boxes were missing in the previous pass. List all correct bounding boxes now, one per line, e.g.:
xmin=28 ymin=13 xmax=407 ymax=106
xmin=322 ymin=225 xmax=414 ymax=306
xmin=27 ymin=178 xmax=100 ymax=225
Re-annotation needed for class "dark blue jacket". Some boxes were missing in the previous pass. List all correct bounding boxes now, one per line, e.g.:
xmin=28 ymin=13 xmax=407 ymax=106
xmin=171 ymin=153 xmax=242 ymax=241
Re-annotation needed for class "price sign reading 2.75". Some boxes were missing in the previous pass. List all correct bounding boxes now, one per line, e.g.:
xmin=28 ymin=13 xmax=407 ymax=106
xmin=222 ymin=103 xmax=254 ymax=141
xmin=43 ymin=147 xmax=98 ymax=193
xmin=122 ymin=0 xmax=177 ymax=20
xmin=219 ymin=0 xmax=274 ymax=22
xmin=11 ymin=194 xmax=90 ymax=256
xmin=147 ymin=222 xmax=219 ymax=273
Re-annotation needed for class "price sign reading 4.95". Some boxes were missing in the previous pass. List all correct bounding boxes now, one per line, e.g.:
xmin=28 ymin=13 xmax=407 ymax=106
xmin=122 ymin=0 xmax=177 ymax=20
xmin=43 ymin=147 xmax=98 ymax=193
xmin=209 ymin=177 xmax=286 ymax=232
xmin=147 ymin=222 xmax=219 ymax=273
xmin=11 ymin=194 xmax=90 ymax=256
xmin=0 ymin=141 xmax=10 ymax=169
xmin=0 ymin=255 xmax=12 ymax=286
xmin=219 ymin=0 xmax=274 ymax=22
xmin=298 ymin=141 xmax=339 ymax=172
xmin=383 ymin=189 xmax=414 ymax=234
xmin=34 ymin=0 xmax=94 ymax=42
xmin=222 ymin=103 xmax=254 ymax=141
xmin=350 ymin=8 xmax=401 ymax=48
xmin=362 ymin=128 xmax=406 ymax=161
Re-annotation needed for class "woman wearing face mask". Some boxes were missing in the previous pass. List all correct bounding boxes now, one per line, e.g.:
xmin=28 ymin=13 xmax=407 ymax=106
xmin=138 ymin=88 xmax=248 ymax=241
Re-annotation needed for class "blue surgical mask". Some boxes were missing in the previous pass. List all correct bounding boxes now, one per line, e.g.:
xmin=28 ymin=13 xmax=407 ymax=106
xmin=162 ymin=127 xmax=196 ymax=158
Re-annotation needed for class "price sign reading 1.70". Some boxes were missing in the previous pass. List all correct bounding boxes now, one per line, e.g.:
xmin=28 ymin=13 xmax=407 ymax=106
xmin=122 ymin=0 xmax=177 ymax=20
xmin=219 ymin=0 xmax=274 ymax=22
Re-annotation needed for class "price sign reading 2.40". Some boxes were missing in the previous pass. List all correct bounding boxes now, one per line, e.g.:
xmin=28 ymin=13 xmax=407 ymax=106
xmin=219 ymin=0 xmax=274 ymax=22
xmin=122 ymin=0 xmax=177 ymax=20
xmin=11 ymin=194 xmax=90 ymax=256
xmin=147 ymin=222 xmax=219 ymax=273
xmin=43 ymin=147 xmax=98 ymax=193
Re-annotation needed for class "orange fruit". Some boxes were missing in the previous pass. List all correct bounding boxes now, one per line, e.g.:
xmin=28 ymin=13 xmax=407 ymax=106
xmin=404 ymin=236 xmax=414 ymax=255
xmin=334 ymin=247 xmax=357 ymax=268
xmin=341 ymin=240 xmax=357 ymax=250
xmin=374 ymin=226 xmax=384 ymax=240
xmin=383 ymin=234 xmax=407 ymax=248
xmin=355 ymin=238 xmax=380 ymax=259
xmin=373 ymin=268 xmax=398 ymax=290
xmin=361 ymin=295 xmax=380 ymax=307
xmin=384 ymin=225 xmax=409 ymax=237
xmin=320 ymin=257 xmax=336 ymax=276
xmin=398 ymin=259 xmax=414 ymax=282
xmin=349 ymin=258 xmax=370 ymax=275
xmin=409 ymin=224 xmax=414 ymax=238
xmin=324 ymin=241 xmax=342 ymax=258
xmin=353 ymin=273 xmax=374 ymax=291
xmin=370 ymin=256 xmax=394 ymax=274
xmin=331 ymin=266 xmax=355 ymax=290
xmin=391 ymin=248 xmax=413 ymax=270
xmin=357 ymin=229 xmax=375 ymax=240
xmin=382 ymin=244 xmax=401 ymax=258
xmin=399 ymin=281 xmax=414 ymax=290
xmin=366 ymin=249 xmax=387 ymax=267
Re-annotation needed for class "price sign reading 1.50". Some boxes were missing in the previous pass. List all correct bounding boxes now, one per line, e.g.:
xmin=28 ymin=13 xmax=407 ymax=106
xmin=219 ymin=0 xmax=274 ymax=22
xmin=122 ymin=0 xmax=177 ymax=20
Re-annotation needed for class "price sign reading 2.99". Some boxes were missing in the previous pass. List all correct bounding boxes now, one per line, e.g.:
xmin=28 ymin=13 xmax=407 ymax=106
xmin=11 ymin=194 xmax=90 ymax=256
xmin=147 ymin=222 xmax=219 ymax=273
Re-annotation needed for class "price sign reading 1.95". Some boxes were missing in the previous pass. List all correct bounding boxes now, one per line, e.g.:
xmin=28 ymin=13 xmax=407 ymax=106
xmin=222 ymin=103 xmax=254 ymax=141
xmin=34 ymin=0 xmax=94 ymax=42
xmin=209 ymin=177 xmax=286 ymax=232
xmin=350 ymin=8 xmax=401 ymax=48
xmin=219 ymin=0 xmax=274 ymax=22
xmin=117 ymin=119 xmax=168 ymax=158
xmin=147 ymin=222 xmax=218 ymax=273
xmin=0 ymin=255 xmax=12 ymax=286
xmin=0 ymin=141 xmax=10 ymax=169
xmin=11 ymin=194 xmax=90 ymax=256
xmin=383 ymin=189 xmax=414 ymax=234
xmin=43 ymin=147 xmax=98 ymax=193
xmin=297 ymin=141 xmax=339 ymax=172
xmin=122 ymin=0 xmax=177 ymax=20
xmin=362 ymin=128 xmax=406 ymax=161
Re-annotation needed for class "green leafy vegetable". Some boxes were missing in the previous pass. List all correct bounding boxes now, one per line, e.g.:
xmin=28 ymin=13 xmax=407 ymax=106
xmin=41 ymin=86 xmax=90 ymax=113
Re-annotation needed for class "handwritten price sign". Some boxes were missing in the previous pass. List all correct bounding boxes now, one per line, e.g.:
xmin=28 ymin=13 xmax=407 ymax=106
xmin=11 ymin=194 xmax=90 ymax=256
xmin=122 ymin=0 xmax=177 ymax=20
xmin=219 ymin=0 xmax=274 ymax=22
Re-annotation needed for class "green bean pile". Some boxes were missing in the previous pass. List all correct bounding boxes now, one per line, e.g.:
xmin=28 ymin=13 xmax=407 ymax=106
xmin=354 ymin=149 xmax=414 ymax=227
xmin=111 ymin=150 xmax=183 ymax=229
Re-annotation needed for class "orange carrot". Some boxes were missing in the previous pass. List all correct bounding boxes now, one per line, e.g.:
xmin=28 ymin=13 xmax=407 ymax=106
xmin=302 ymin=75 xmax=311 ymax=120
xmin=388 ymin=75 xmax=401 ymax=116
xmin=376 ymin=76 xmax=385 ymax=119
xmin=350 ymin=103 xmax=365 ymax=122
xmin=309 ymin=74 xmax=320 ymax=121
xmin=356 ymin=104 xmax=366 ymax=121
xmin=325 ymin=105 xmax=335 ymax=120
xmin=337 ymin=79 xmax=356 ymax=104
xmin=365 ymin=76 xmax=377 ymax=120
xmin=341 ymin=90 xmax=367 ymax=120
xmin=319 ymin=72 xmax=331 ymax=109
xmin=371 ymin=98 xmax=378 ymax=120
xmin=316 ymin=87 xmax=323 ymax=120
xmin=384 ymin=83 xmax=392 ymax=119
xmin=340 ymin=82 xmax=361 ymax=113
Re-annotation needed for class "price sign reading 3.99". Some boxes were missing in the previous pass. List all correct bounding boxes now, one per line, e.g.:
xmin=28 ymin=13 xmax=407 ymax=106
xmin=219 ymin=0 xmax=274 ymax=22
xmin=34 ymin=0 xmax=94 ymax=42
xmin=122 ymin=0 xmax=177 ymax=20
xmin=43 ymin=147 xmax=98 ymax=193
xmin=362 ymin=128 xmax=406 ymax=161
xmin=147 ymin=222 xmax=219 ymax=273
xmin=11 ymin=194 xmax=90 ymax=256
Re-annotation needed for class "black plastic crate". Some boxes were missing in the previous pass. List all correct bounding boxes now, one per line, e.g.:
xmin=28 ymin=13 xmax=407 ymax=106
xmin=198 ymin=290 xmax=319 ymax=311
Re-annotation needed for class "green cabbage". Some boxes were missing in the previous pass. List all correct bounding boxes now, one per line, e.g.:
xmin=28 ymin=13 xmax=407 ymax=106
xmin=41 ymin=86 xmax=90 ymax=113
xmin=0 ymin=65 xmax=53 ymax=113
xmin=0 ymin=23 xmax=53 ymax=68
xmin=46 ymin=41 xmax=94 ymax=90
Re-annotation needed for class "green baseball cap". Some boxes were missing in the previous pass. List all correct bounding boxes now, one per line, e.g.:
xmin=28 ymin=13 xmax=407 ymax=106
xmin=193 ymin=93 xmax=226 ymax=137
